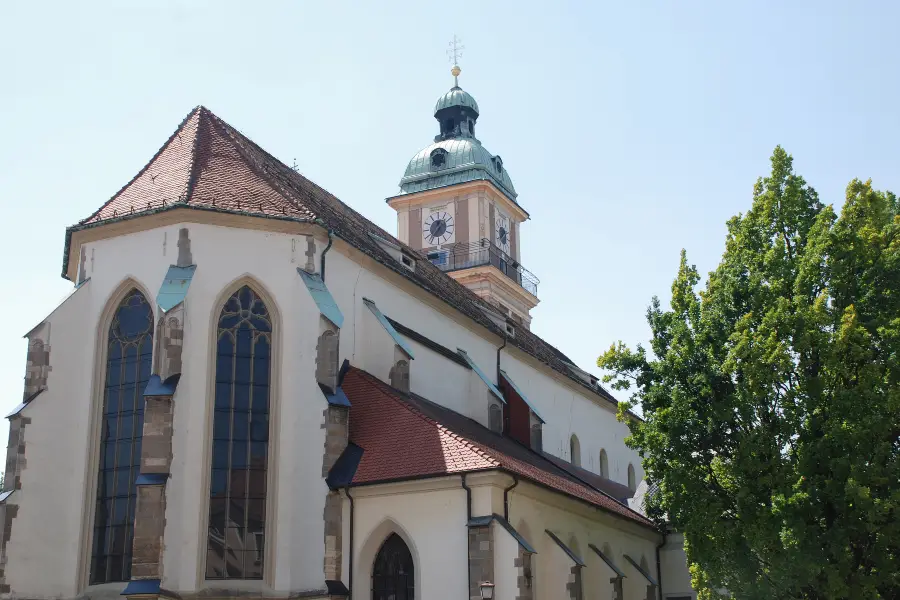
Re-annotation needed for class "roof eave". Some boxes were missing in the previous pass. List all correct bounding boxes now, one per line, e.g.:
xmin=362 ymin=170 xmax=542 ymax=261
xmin=347 ymin=467 xmax=657 ymax=532
xmin=61 ymin=203 xmax=317 ymax=280
xmin=386 ymin=179 xmax=529 ymax=219
xmin=398 ymin=164 xmax=519 ymax=203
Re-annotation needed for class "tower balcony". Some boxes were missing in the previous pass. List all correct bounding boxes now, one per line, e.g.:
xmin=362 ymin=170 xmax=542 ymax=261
xmin=426 ymin=238 xmax=539 ymax=298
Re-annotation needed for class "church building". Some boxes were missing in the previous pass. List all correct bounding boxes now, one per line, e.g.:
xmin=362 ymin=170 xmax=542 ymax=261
xmin=0 ymin=64 xmax=696 ymax=600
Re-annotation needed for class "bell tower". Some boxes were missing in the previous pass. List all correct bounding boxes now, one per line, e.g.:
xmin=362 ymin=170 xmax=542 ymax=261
xmin=387 ymin=52 xmax=539 ymax=328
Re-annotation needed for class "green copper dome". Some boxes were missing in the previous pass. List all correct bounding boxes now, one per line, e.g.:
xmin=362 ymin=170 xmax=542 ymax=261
xmin=396 ymin=83 xmax=519 ymax=205
xmin=434 ymin=86 xmax=479 ymax=116
xmin=400 ymin=138 xmax=517 ymax=201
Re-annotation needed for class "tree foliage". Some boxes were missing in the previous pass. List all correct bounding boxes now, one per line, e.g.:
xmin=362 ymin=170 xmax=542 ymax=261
xmin=599 ymin=147 xmax=900 ymax=599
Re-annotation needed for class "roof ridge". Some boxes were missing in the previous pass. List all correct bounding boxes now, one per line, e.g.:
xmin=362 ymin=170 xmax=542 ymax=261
xmin=351 ymin=369 xmax=501 ymax=468
xmin=183 ymin=106 xmax=208 ymax=204
xmin=80 ymin=106 xmax=201 ymax=225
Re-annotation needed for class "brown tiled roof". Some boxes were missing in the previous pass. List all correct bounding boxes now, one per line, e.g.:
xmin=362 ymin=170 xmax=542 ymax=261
xmin=342 ymin=368 xmax=654 ymax=529
xmin=67 ymin=105 xmax=621 ymax=409
xmin=541 ymin=452 xmax=635 ymax=502
xmin=80 ymin=108 xmax=314 ymax=223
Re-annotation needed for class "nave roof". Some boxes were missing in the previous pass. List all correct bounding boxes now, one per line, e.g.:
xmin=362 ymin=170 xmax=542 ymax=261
xmin=340 ymin=367 xmax=654 ymax=529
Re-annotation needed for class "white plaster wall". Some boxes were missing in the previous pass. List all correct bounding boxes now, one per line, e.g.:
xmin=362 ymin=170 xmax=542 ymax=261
xmin=492 ymin=521 xmax=519 ymax=600
xmin=538 ymin=533 xmax=572 ymax=600
xmin=9 ymin=222 xmax=332 ymax=596
xmin=5 ymin=282 xmax=94 ymax=598
xmin=405 ymin=338 xmax=470 ymax=415
xmin=322 ymin=247 xmax=503 ymax=432
xmin=660 ymin=532 xmax=695 ymax=598
xmin=351 ymin=483 xmax=467 ymax=600
xmin=6 ymin=214 xmax=669 ymax=598
xmin=508 ymin=487 xmax=658 ymax=600
xmin=358 ymin=305 xmax=396 ymax=384
xmin=585 ymin=545 xmax=617 ymax=600
xmin=500 ymin=354 xmax=644 ymax=486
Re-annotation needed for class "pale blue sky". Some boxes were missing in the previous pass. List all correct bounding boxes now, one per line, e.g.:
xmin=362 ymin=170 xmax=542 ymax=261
xmin=1 ymin=1 xmax=898 ymax=443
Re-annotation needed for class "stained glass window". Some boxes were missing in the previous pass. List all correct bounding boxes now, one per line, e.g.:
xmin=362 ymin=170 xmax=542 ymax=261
xmin=206 ymin=286 xmax=272 ymax=580
xmin=91 ymin=289 xmax=154 ymax=584
xmin=372 ymin=533 xmax=414 ymax=600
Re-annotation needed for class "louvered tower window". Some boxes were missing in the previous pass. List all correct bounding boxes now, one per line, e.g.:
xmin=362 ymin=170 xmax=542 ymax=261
xmin=91 ymin=290 xmax=154 ymax=584
xmin=206 ymin=286 xmax=272 ymax=579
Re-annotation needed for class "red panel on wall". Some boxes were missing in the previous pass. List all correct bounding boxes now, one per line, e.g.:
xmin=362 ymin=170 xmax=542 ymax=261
xmin=501 ymin=374 xmax=531 ymax=447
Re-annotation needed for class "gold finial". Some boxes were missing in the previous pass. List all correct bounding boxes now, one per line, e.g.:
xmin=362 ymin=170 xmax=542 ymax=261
xmin=447 ymin=35 xmax=464 ymax=86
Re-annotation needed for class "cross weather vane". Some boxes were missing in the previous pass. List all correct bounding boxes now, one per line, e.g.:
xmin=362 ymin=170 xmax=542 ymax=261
xmin=447 ymin=35 xmax=464 ymax=86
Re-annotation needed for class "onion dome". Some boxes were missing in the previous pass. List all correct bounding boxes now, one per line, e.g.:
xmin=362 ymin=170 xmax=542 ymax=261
xmin=396 ymin=64 xmax=518 ymax=204
xmin=434 ymin=87 xmax=479 ymax=117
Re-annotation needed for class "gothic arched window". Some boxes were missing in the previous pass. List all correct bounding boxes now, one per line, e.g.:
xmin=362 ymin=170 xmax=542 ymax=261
xmin=91 ymin=289 xmax=154 ymax=584
xmin=206 ymin=286 xmax=272 ymax=580
xmin=372 ymin=533 xmax=415 ymax=600
xmin=628 ymin=463 xmax=636 ymax=492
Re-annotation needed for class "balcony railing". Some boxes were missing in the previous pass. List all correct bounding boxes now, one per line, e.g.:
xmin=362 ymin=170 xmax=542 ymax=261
xmin=426 ymin=238 xmax=540 ymax=297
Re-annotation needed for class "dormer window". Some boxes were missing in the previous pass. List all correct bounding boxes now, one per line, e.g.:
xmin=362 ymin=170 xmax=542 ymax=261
xmin=430 ymin=148 xmax=448 ymax=169
xmin=494 ymin=155 xmax=503 ymax=173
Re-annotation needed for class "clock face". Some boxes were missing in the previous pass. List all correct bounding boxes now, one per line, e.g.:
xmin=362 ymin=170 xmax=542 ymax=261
xmin=495 ymin=212 xmax=511 ymax=254
xmin=423 ymin=210 xmax=455 ymax=246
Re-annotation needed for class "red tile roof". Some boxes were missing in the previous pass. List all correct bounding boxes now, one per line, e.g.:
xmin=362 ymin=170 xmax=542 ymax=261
xmin=67 ymin=105 xmax=626 ymax=415
xmin=81 ymin=107 xmax=314 ymax=224
xmin=342 ymin=368 xmax=654 ymax=529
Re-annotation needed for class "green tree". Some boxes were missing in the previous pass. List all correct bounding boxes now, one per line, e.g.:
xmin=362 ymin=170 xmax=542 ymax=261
xmin=599 ymin=147 xmax=900 ymax=599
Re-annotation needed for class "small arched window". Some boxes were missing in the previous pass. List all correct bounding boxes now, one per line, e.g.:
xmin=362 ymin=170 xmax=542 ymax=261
xmin=628 ymin=463 xmax=636 ymax=492
xmin=206 ymin=286 xmax=272 ymax=580
xmin=599 ymin=449 xmax=609 ymax=478
xmin=91 ymin=289 xmax=154 ymax=584
xmin=570 ymin=434 xmax=581 ymax=467
xmin=372 ymin=533 xmax=414 ymax=600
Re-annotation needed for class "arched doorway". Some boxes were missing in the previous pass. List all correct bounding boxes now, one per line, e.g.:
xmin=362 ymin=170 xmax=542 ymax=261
xmin=372 ymin=533 xmax=415 ymax=600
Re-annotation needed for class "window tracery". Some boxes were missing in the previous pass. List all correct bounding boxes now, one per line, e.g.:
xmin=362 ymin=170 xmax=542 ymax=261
xmin=91 ymin=289 xmax=153 ymax=584
xmin=206 ymin=286 xmax=272 ymax=580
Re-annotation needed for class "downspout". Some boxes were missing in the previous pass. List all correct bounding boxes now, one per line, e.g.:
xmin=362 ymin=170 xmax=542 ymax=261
xmin=461 ymin=474 xmax=472 ymax=599
xmin=496 ymin=332 xmax=508 ymax=431
xmin=320 ymin=229 xmax=334 ymax=281
xmin=656 ymin=528 xmax=667 ymax=600
xmin=503 ymin=474 xmax=519 ymax=521
xmin=345 ymin=486 xmax=355 ymax=596
xmin=496 ymin=332 xmax=507 ymax=382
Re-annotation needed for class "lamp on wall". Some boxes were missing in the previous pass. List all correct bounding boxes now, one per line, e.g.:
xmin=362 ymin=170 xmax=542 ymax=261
xmin=479 ymin=582 xmax=495 ymax=599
